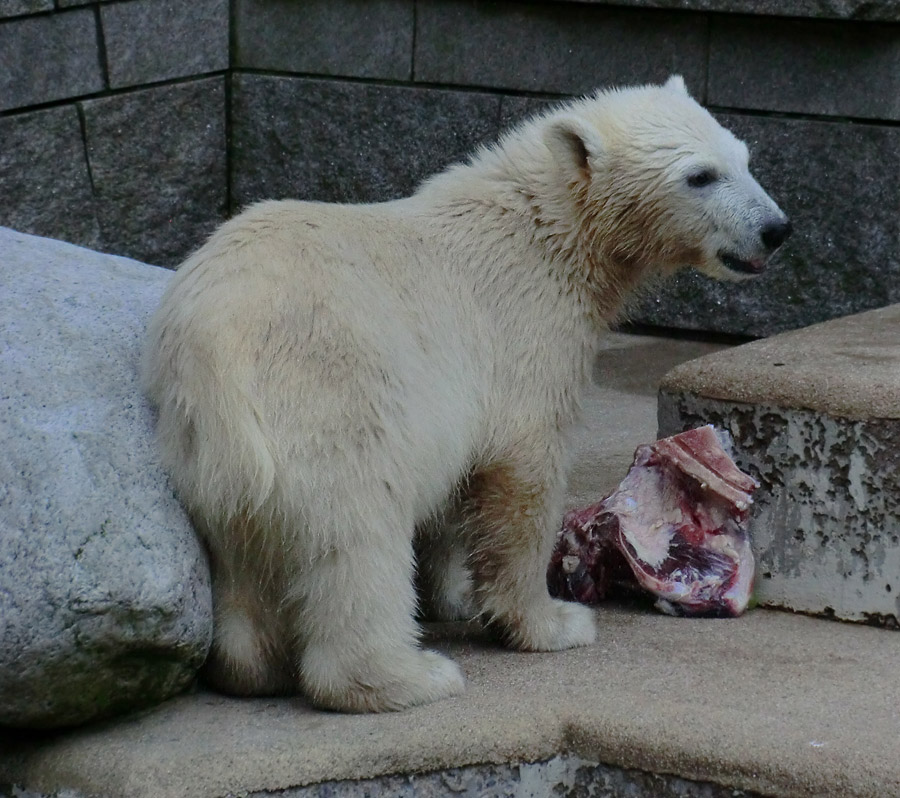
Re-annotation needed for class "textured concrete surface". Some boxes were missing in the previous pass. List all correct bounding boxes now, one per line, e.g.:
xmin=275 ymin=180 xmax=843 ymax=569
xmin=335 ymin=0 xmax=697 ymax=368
xmin=1 ymin=609 xmax=896 ymax=797
xmin=101 ymin=0 xmax=228 ymax=89
xmin=1 ymin=314 xmax=896 ymax=795
xmin=0 ymin=9 xmax=103 ymax=111
xmin=565 ymin=333 xmax=726 ymax=507
xmin=81 ymin=77 xmax=227 ymax=267
xmin=659 ymin=305 xmax=900 ymax=624
xmin=595 ymin=0 xmax=900 ymax=20
xmin=0 ymin=0 xmax=52 ymax=19
xmin=659 ymin=305 xmax=900 ymax=420
xmin=0 ymin=229 xmax=212 ymax=728
xmin=0 ymin=105 xmax=101 ymax=251
xmin=414 ymin=1 xmax=707 ymax=97
xmin=241 ymin=755 xmax=767 ymax=797
xmin=709 ymin=16 xmax=900 ymax=121
xmin=234 ymin=0 xmax=413 ymax=80
xmin=230 ymin=75 xmax=500 ymax=207
xmin=660 ymin=397 xmax=900 ymax=625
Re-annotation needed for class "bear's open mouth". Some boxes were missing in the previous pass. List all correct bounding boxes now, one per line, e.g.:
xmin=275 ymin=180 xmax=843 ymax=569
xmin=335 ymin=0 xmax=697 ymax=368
xmin=719 ymin=252 xmax=766 ymax=275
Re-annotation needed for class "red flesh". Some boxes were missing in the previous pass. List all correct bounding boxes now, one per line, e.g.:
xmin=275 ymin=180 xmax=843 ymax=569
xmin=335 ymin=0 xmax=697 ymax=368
xmin=548 ymin=425 xmax=757 ymax=617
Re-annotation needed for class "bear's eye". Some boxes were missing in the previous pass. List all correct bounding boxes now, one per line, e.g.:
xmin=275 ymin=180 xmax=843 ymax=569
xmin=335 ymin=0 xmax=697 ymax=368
xmin=687 ymin=169 xmax=717 ymax=188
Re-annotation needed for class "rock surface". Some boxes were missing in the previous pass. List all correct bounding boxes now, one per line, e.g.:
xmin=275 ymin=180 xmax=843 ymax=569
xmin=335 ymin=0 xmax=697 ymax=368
xmin=0 ymin=227 xmax=212 ymax=729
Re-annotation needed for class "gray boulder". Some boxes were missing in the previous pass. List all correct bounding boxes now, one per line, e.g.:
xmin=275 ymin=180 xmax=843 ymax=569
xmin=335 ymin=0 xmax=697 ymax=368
xmin=0 ymin=227 xmax=212 ymax=728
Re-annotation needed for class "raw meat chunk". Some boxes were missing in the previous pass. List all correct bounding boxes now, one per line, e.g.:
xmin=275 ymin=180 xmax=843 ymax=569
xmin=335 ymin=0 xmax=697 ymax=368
xmin=548 ymin=425 xmax=757 ymax=617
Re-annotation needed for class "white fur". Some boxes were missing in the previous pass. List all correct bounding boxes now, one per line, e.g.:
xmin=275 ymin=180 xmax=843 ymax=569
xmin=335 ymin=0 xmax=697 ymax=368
xmin=142 ymin=78 xmax=787 ymax=712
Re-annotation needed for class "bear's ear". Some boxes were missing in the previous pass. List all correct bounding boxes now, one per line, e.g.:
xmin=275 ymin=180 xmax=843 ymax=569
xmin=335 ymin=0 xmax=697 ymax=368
xmin=543 ymin=117 xmax=603 ymax=177
xmin=664 ymin=75 xmax=690 ymax=96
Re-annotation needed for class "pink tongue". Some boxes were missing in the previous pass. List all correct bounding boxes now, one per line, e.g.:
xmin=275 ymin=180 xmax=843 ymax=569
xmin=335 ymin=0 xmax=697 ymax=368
xmin=548 ymin=425 xmax=758 ymax=617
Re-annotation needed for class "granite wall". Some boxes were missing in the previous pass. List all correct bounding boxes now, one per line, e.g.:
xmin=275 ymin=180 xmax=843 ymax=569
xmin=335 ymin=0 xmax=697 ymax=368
xmin=1 ymin=0 xmax=898 ymax=336
xmin=0 ymin=0 xmax=228 ymax=266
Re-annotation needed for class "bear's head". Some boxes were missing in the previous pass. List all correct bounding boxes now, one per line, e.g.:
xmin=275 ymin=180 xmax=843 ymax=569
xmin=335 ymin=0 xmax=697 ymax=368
xmin=543 ymin=76 xmax=791 ymax=282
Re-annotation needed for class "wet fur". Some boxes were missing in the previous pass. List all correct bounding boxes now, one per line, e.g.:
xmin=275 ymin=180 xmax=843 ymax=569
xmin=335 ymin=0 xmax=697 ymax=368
xmin=142 ymin=78 xmax=785 ymax=712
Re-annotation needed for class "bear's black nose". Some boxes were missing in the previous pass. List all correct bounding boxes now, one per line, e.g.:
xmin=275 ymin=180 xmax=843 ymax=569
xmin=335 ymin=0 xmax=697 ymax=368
xmin=761 ymin=219 xmax=792 ymax=252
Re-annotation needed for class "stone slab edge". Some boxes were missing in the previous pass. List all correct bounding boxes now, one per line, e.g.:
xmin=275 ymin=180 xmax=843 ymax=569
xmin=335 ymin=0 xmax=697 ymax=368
xmin=553 ymin=0 xmax=900 ymax=22
xmin=658 ymin=391 xmax=900 ymax=625
xmin=1 ymin=754 xmax=766 ymax=798
xmin=659 ymin=304 xmax=900 ymax=421
xmin=4 ymin=606 xmax=900 ymax=798
xmin=656 ymin=303 xmax=900 ymax=623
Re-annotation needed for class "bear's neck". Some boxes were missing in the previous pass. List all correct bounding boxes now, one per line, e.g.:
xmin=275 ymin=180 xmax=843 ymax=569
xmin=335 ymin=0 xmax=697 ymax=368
xmin=418 ymin=133 xmax=658 ymax=328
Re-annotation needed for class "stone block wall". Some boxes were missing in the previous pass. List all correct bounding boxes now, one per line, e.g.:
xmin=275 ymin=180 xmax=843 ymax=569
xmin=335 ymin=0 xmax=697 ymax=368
xmin=0 ymin=0 xmax=229 ymax=265
xmin=1 ymin=0 xmax=898 ymax=336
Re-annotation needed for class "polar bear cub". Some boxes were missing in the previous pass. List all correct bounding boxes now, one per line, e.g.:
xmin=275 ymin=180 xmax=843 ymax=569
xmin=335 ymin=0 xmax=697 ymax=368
xmin=143 ymin=76 xmax=790 ymax=712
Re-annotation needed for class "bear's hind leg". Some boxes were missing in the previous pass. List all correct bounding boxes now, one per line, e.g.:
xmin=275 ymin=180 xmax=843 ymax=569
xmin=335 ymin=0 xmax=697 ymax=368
xmin=202 ymin=527 xmax=294 ymax=696
xmin=416 ymin=511 xmax=477 ymax=622
xmin=464 ymin=451 xmax=597 ymax=651
xmin=291 ymin=507 xmax=465 ymax=712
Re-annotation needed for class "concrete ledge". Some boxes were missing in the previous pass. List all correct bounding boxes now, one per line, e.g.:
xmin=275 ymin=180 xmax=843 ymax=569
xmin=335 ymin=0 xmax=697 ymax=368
xmin=2 ymin=329 xmax=898 ymax=797
xmin=659 ymin=305 xmax=900 ymax=625
xmin=2 ymin=609 xmax=897 ymax=797
xmin=578 ymin=0 xmax=900 ymax=22
xmin=242 ymin=755 xmax=768 ymax=797
xmin=660 ymin=304 xmax=900 ymax=421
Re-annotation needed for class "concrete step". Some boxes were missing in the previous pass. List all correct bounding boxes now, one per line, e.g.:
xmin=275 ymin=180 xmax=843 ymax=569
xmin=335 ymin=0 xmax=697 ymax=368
xmin=3 ymin=330 xmax=898 ymax=798
xmin=1 ymin=609 xmax=897 ymax=798
xmin=658 ymin=305 xmax=900 ymax=627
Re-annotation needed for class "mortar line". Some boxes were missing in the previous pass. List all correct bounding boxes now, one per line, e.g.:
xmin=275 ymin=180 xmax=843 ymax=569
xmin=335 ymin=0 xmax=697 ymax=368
xmin=0 ymin=6 xmax=56 ymax=23
xmin=229 ymin=67 xmax=570 ymax=101
xmin=0 ymin=71 xmax=230 ymax=119
xmin=222 ymin=69 xmax=900 ymax=129
xmin=410 ymin=0 xmax=417 ymax=82
xmin=75 ymin=103 xmax=96 ymax=196
xmin=702 ymin=11 xmax=712 ymax=104
xmin=703 ymin=104 xmax=900 ymax=127
xmin=225 ymin=0 xmax=237 ymax=217
xmin=93 ymin=4 xmax=111 ymax=90
xmin=1 ymin=63 xmax=897 ymax=132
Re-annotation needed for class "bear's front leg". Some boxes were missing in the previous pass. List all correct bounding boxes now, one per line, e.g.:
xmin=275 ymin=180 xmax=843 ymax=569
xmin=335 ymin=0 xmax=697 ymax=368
xmin=292 ymin=517 xmax=465 ymax=712
xmin=464 ymin=449 xmax=597 ymax=651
